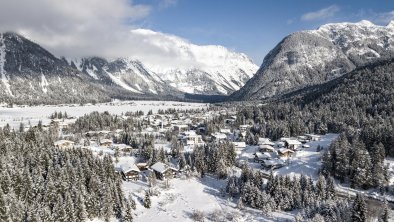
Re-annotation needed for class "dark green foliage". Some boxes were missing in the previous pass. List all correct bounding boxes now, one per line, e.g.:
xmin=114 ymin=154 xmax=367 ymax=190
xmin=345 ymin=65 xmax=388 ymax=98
xmin=352 ymin=194 xmax=367 ymax=222
xmin=0 ymin=127 xmax=125 ymax=221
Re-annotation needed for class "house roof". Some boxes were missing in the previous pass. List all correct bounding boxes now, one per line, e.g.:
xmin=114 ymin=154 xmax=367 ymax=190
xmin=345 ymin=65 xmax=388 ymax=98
xmin=278 ymin=148 xmax=295 ymax=154
xmin=259 ymin=144 xmax=275 ymax=150
xmin=285 ymin=139 xmax=302 ymax=145
xmin=151 ymin=162 xmax=169 ymax=174
xmin=115 ymin=158 xmax=140 ymax=173
xmin=54 ymin=140 xmax=74 ymax=146
xmin=255 ymin=152 xmax=271 ymax=159
xmin=100 ymin=139 xmax=113 ymax=144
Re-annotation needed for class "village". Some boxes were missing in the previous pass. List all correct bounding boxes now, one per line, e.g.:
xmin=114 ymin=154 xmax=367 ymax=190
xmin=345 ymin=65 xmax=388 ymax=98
xmin=49 ymin=107 xmax=329 ymax=183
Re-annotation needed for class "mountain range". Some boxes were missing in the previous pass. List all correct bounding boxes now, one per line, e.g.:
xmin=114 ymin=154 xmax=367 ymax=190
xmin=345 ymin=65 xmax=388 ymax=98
xmin=0 ymin=30 xmax=257 ymax=104
xmin=0 ymin=20 xmax=393 ymax=104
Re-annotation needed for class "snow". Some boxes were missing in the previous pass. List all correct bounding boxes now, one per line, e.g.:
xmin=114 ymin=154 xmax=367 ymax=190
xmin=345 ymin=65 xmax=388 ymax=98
xmin=104 ymin=70 xmax=142 ymax=93
xmin=0 ymin=100 xmax=208 ymax=128
xmin=123 ymin=176 xmax=296 ymax=222
xmin=41 ymin=74 xmax=49 ymax=93
xmin=127 ymin=29 xmax=258 ymax=95
xmin=0 ymin=34 xmax=13 ymax=96
xmin=238 ymin=134 xmax=339 ymax=180
xmin=86 ymin=66 xmax=99 ymax=79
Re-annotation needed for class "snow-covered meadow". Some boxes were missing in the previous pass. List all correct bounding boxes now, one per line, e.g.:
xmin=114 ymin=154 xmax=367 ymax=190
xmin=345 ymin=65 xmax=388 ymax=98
xmin=123 ymin=176 xmax=295 ymax=222
xmin=0 ymin=100 xmax=208 ymax=128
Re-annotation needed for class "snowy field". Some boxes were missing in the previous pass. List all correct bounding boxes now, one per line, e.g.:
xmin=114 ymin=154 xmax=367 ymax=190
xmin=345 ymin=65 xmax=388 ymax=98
xmin=0 ymin=100 xmax=208 ymax=128
xmin=123 ymin=176 xmax=295 ymax=222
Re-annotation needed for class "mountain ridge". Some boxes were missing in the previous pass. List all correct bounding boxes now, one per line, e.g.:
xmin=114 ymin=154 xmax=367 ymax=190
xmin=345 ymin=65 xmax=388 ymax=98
xmin=231 ymin=20 xmax=394 ymax=101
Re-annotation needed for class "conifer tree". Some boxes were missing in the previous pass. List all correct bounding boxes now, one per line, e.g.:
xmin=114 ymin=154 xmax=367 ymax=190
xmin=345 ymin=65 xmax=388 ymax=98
xmin=351 ymin=194 xmax=367 ymax=222
xmin=143 ymin=192 xmax=151 ymax=209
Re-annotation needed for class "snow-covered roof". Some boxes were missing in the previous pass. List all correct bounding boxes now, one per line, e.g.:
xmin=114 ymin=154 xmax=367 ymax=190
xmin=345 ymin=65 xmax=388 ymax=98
xmin=278 ymin=148 xmax=295 ymax=154
xmin=54 ymin=140 xmax=74 ymax=146
xmin=259 ymin=144 xmax=275 ymax=150
xmin=100 ymin=139 xmax=113 ymax=144
xmin=232 ymin=141 xmax=246 ymax=148
xmin=211 ymin=132 xmax=227 ymax=139
xmin=151 ymin=162 xmax=169 ymax=173
xmin=115 ymin=157 xmax=140 ymax=173
xmin=255 ymin=152 xmax=271 ymax=159
xmin=284 ymin=139 xmax=301 ymax=145
xmin=258 ymin=138 xmax=275 ymax=145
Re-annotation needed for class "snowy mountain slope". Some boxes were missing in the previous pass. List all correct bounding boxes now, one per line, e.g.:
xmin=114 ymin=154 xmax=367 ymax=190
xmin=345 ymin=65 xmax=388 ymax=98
xmin=68 ymin=29 xmax=258 ymax=96
xmin=232 ymin=20 xmax=394 ymax=100
xmin=124 ymin=29 xmax=258 ymax=95
xmin=72 ymin=57 xmax=181 ymax=96
xmin=0 ymin=32 xmax=112 ymax=105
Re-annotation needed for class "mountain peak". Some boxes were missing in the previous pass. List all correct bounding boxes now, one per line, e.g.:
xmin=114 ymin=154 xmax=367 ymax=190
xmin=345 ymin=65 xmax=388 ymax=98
xmin=356 ymin=20 xmax=375 ymax=27
xmin=387 ymin=20 xmax=394 ymax=29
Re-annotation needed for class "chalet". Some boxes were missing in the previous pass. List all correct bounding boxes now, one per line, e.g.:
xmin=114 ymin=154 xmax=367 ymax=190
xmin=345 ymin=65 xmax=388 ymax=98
xmin=150 ymin=162 xmax=178 ymax=180
xmin=85 ymin=131 xmax=98 ymax=137
xmin=54 ymin=140 xmax=74 ymax=149
xmin=254 ymin=152 xmax=271 ymax=162
xmin=99 ymin=139 xmax=113 ymax=147
xmin=278 ymin=148 xmax=295 ymax=158
xmin=305 ymin=134 xmax=321 ymax=141
xmin=258 ymin=138 xmax=275 ymax=146
xmin=220 ymin=128 xmax=232 ymax=134
xmin=173 ymin=124 xmax=189 ymax=132
xmin=262 ymin=159 xmax=285 ymax=169
xmin=297 ymin=135 xmax=308 ymax=143
xmin=180 ymin=130 xmax=204 ymax=146
xmin=232 ymin=141 xmax=246 ymax=150
xmin=211 ymin=132 xmax=227 ymax=142
xmin=259 ymin=144 xmax=275 ymax=152
xmin=302 ymin=144 xmax=311 ymax=148
xmin=284 ymin=139 xmax=302 ymax=150
xmin=115 ymin=162 xmax=141 ymax=181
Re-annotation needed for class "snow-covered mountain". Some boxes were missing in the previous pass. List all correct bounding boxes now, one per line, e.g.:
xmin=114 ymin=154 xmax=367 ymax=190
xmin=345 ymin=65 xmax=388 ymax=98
xmin=70 ymin=57 xmax=180 ymax=96
xmin=73 ymin=29 xmax=258 ymax=95
xmin=0 ymin=32 xmax=112 ymax=105
xmin=232 ymin=20 xmax=394 ymax=100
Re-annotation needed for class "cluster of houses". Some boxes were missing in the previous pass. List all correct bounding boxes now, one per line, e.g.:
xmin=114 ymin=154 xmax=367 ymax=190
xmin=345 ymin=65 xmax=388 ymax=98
xmin=51 ymin=108 xmax=323 ymax=181
xmin=253 ymin=134 xmax=321 ymax=170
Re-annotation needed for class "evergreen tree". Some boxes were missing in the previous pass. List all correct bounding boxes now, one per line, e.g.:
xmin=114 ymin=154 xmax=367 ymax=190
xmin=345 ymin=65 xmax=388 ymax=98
xmin=143 ymin=192 xmax=151 ymax=209
xmin=123 ymin=200 xmax=133 ymax=222
xmin=351 ymin=194 xmax=367 ymax=222
xmin=0 ymin=189 xmax=9 ymax=222
xmin=378 ymin=199 xmax=389 ymax=222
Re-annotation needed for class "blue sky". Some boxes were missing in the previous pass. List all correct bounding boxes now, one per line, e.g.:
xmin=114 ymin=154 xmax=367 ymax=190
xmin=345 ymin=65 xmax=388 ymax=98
xmin=134 ymin=0 xmax=394 ymax=64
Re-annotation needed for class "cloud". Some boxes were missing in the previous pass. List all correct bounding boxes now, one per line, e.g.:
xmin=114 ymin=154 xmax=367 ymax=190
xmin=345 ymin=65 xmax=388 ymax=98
xmin=301 ymin=5 xmax=340 ymax=21
xmin=0 ymin=0 xmax=252 ymax=72
xmin=0 ymin=0 xmax=152 ymax=58
xmin=361 ymin=10 xmax=394 ymax=25
xmin=159 ymin=0 xmax=178 ymax=9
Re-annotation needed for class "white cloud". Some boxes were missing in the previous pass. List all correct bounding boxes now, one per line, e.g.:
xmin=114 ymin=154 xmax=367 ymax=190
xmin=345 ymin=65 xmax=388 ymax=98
xmin=301 ymin=5 xmax=340 ymax=21
xmin=0 ymin=0 xmax=254 ymax=72
xmin=159 ymin=0 xmax=178 ymax=9
xmin=0 ymin=0 xmax=152 ymax=58
xmin=368 ymin=10 xmax=394 ymax=24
